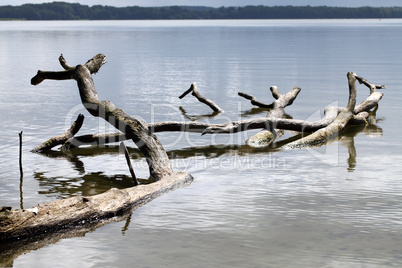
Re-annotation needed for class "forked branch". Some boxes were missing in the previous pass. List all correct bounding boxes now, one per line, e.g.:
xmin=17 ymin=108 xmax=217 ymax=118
xmin=179 ymin=83 xmax=223 ymax=113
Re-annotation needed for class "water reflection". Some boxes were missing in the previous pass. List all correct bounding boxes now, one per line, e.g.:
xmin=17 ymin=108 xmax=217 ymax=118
xmin=239 ymin=106 xmax=293 ymax=119
xmin=34 ymin=172 xmax=139 ymax=198
xmin=0 ymin=212 xmax=131 ymax=268
xmin=179 ymin=106 xmax=220 ymax=121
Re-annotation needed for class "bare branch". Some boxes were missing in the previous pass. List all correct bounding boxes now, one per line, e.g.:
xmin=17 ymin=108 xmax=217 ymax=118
xmin=180 ymin=83 xmax=224 ymax=113
xmin=355 ymin=75 xmax=386 ymax=94
xmin=237 ymin=92 xmax=273 ymax=108
xmin=31 ymin=114 xmax=85 ymax=153
xmin=283 ymin=72 xmax=358 ymax=149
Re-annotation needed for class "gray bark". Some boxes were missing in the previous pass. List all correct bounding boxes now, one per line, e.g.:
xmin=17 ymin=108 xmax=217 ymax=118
xmin=31 ymin=54 xmax=173 ymax=181
xmin=0 ymin=173 xmax=193 ymax=242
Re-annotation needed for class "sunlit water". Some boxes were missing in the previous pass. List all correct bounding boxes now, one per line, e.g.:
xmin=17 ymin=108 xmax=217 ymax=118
xmin=1 ymin=19 xmax=402 ymax=267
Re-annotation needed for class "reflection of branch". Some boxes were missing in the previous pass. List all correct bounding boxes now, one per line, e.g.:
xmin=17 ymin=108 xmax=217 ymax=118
xmin=363 ymin=108 xmax=383 ymax=137
xmin=340 ymin=132 xmax=357 ymax=172
xmin=121 ymin=214 xmax=132 ymax=236
xmin=34 ymin=171 xmax=143 ymax=198
xmin=179 ymin=83 xmax=223 ymax=113
xmin=0 ymin=212 xmax=131 ymax=266
xmin=179 ymin=106 xmax=220 ymax=121
xmin=239 ymin=107 xmax=269 ymax=117
xmin=68 ymin=155 xmax=86 ymax=175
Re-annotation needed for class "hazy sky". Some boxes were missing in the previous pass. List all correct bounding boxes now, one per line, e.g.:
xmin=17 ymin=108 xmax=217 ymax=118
xmin=1 ymin=0 xmax=401 ymax=7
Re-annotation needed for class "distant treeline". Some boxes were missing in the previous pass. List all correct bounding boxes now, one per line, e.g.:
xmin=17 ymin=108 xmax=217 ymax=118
xmin=1 ymin=2 xmax=402 ymax=20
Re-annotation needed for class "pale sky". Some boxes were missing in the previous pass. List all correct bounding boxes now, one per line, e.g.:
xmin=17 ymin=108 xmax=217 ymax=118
xmin=1 ymin=0 xmax=401 ymax=7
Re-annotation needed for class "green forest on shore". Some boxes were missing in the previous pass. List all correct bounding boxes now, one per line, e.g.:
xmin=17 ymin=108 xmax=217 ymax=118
xmin=1 ymin=1 xmax=402 ymax=20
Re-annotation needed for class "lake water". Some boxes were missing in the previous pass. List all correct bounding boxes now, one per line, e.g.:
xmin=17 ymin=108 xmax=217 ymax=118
xmin=1 ymin=19 xmax=402 ymax=267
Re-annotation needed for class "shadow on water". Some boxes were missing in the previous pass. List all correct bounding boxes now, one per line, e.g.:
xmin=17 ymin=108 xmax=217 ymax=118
xmin=179 ymin=106 xmax=221 ymax=121
xmin=0 ymin=109 xmax=383 ymax=266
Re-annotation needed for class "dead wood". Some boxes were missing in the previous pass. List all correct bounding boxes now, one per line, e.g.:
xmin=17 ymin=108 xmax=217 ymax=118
xmin=237 ymin=92 xmax=274 ymax=108
xmin=241 ymin=86 xmax=301 ymax=147
xmin=180 ymin=83 xmax=224 ymax=113
xmin=282 ymin=72 xmax=357 ymax=149
xmin=282 ymin=73 xmax=385 ymax=149
xmin=31 ymin=114 xmax=85 ymax=153
xmin=120 ymin=142 xmax=139 ymax=185
xmin=0 ymin=172 xmax=193 ymax=242
xmin=31 ymin=54 xmax=173 ymax=181
xmin=32 ymin=72 xmax=382 ymax=152
xmin=46 ymin=89 xmax=380 ymax=149
xmin=63 ymin=132 xmax=127 ymax=150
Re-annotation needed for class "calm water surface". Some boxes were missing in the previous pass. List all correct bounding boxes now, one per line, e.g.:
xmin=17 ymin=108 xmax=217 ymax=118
xmin=1 ymin=19 xmax=402 ymax=267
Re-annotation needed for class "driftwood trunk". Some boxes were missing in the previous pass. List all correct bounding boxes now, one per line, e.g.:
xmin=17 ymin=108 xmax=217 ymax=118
xmin=31 ymin=54 xmax=173 ymax=181
xmin=0 ymin=173 xmax=192 ymax=242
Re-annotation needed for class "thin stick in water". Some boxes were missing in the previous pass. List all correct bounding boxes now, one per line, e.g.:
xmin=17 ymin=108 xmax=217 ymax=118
xmin=19 ymin=131 xmax=23 ymax=176
xmin=19 ymin=131 xmax=24 ymax=209
xmin=120 ymin=142 xmax=138 ymax=186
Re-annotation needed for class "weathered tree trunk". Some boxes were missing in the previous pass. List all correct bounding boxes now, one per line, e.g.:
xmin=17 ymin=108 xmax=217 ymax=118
xmin=31 ymin=54 xmax=173 ymax=181
xmin=0 ymin=173 xmax=192 ymax=242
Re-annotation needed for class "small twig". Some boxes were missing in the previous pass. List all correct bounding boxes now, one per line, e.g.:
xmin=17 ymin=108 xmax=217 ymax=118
xmin=120 ymin=142 xmax=138 ymax=186
xmin=179 ymin=87 xmax=193 ymax=99
xmin=179 ymin=83 xmax=224 ymax=113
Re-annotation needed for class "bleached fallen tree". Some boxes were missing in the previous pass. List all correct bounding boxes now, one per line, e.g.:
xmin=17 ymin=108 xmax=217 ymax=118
xmin=37 ymin=74 xmax=383 ymax=150
xmin=0 ymin=54 xmax=384 ymax=244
